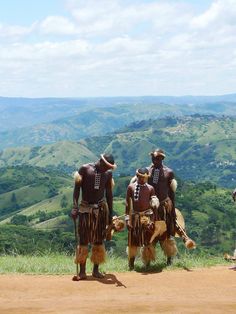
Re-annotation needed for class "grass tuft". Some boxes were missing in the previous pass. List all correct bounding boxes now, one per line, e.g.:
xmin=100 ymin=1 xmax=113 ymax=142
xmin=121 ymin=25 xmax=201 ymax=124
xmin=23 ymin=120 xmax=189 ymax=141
xmin=0 ymin=249 xmax=232 ymax=275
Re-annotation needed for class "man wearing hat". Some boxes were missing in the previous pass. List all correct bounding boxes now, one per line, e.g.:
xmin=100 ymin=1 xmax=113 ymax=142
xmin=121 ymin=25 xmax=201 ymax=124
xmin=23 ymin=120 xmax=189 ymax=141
xmin=125 ymin=167 xmax=160 ymax=270
xmin=71 ymin=153 xmax=116 ymax=279
xmin=147 ymin=148 xmax=178 ymax=265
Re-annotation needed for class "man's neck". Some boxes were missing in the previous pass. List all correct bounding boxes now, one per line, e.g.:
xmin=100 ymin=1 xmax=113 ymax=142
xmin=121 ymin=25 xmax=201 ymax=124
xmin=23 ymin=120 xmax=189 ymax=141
xmin=153 ymin=163 xmax=163 ymax=169
xmin=95 ymin=161 xmax=105 ymax=172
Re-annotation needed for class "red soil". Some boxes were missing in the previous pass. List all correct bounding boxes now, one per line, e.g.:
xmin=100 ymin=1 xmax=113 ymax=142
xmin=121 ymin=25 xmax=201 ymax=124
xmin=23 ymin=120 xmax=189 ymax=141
xmin=0 ymin=266 xmax=235 ymax=313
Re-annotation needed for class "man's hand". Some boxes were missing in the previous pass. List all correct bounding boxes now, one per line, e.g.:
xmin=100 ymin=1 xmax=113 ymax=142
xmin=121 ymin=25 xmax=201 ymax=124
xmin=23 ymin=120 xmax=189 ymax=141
xmin=71 ymin=207 xmax=78 ymax=220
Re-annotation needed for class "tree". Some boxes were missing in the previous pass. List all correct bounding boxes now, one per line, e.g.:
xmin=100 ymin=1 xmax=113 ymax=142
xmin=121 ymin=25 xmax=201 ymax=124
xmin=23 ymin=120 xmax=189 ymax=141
xmin=11 ymin=192 xmax=17 ymax=203
xmin=60 ymin=194 xmax=68 ymax=208
xmin=10 ymin=214 xmax=29 ymax=226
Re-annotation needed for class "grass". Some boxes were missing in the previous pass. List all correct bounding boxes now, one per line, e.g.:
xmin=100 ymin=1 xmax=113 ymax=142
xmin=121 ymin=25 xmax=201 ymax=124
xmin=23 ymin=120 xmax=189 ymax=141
xmin=0 ymin=249 xmax=232 ymax=275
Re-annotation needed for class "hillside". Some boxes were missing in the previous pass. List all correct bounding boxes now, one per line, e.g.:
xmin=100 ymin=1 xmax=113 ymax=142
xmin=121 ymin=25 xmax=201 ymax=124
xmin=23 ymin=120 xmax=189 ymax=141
xmin=0 ymin=141 xmax=97 ymax=173
xmin=1 ymin=115 xmax=235 ymax=187
xmin=1 ymin=100 xmax=236 ymax=150
xmin=101 ymin=115 xmax=236 ymax=187
xmin=0 ymin=164 xmax=235 ymax=256
xmin=0 ymin=166 xmax=73 ymax=222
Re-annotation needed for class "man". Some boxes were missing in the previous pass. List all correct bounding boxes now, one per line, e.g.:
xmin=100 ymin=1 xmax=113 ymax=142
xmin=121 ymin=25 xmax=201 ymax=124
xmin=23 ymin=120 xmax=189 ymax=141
xmin=232 ymin=188 xmax=236 ymax=202
xmin=71 ymin=153 xmax=116 ymax=280
xmin=147 ymin=148 xmax=178 ymax=265
xmin=125 ymin=168 xmax=160 ymax=270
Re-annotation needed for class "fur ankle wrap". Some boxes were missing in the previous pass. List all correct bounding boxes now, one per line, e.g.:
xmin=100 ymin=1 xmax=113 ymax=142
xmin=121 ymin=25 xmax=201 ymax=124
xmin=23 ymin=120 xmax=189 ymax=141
xmin=75 ymin=245 xmax=88 ymax=264
xmin=161 ymin=238 xmax=177 ymax=257
xmin=141 ymin=245 xmax=156 ymax=264
xmin=90 ymin=244 xmax=106 ymax=265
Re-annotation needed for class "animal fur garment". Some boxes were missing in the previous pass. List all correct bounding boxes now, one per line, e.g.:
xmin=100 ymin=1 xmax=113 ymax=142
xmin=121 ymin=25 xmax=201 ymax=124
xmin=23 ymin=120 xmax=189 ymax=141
xmin=130 ymin=176 xmax=137 ymax=184
xmin=160 ymin=238 xmax=178 ymax=257
xmin=90 ymin=244 xmax=106 ymax=264
xmin=140 ymin=215 xmax=150 ymax=225
xmin=224 ymin=253 xmax=236 ymax=261
xmin=74 ymin=245 xmax=88 ymax=264
xmin=74 ymin=171 xmax=82 ymax=184
xmin=170 ymin=179 xmax=177 ymax=192
xmin=185 ymin=238 xmax=196 ymax=249
xmin=149 ymin=220 xmax=167 ymax=243
xmin=141 ymin=245 xmax=156 ymax=264
xmin=113 ymin=219 xmax=125 ymax=231
xmin=150 ymin=195 xmax=160 ymax=209
xmin=127 ymin=246 xmax=138 ymax=259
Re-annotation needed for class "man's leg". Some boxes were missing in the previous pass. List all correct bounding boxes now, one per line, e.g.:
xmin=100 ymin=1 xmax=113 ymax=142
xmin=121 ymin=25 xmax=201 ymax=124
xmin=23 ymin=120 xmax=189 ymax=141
xmin=141 ymin=244 xmax=156 ymax=267
xmin=127 ymin=246 xmax=138 ymax=270
xmin=160 ymin=237 xmax=177 ymax=266
xmin=91 ymin=244 xmax=106 ymax=278
xmin=75 ymin=245 xmax=89 ymax=279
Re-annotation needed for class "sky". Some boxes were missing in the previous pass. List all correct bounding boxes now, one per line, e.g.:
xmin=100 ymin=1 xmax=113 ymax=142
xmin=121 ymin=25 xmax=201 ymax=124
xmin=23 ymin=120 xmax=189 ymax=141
xmin=0 ymin=0 xmax=236 ymax=97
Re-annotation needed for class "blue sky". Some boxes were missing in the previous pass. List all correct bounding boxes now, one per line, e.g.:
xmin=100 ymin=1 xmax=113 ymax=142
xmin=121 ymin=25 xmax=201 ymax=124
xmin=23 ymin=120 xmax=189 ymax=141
xmin=0 ymin=0 xmax=235 ymax=97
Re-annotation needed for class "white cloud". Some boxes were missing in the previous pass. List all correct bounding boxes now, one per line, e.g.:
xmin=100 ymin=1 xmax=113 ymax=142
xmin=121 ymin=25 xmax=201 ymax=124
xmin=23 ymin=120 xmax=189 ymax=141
xmin=1 ymin=0 xmax=236 ymax=97
xmin=39 ymin=16 xmax=78 ymax=35
xmin=0 ymin=39 xmax=90 ymax=60
xmin=0 ymin=22 xmax=36 ymax=38
xmin=191 ymin=0 xmax=236 ymax=29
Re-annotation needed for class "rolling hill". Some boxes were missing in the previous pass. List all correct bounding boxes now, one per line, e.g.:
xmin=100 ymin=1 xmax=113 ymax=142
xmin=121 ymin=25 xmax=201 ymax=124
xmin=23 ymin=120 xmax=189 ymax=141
xmin=1 ymin=115 xmax=235 ymax=187
xmin=0 ymin=168 xmax=235 ymax=255
xmin=0 ymin=166 xmax=73 ymax=222
xmin=0 ymin=99 xmax=236 ymax=150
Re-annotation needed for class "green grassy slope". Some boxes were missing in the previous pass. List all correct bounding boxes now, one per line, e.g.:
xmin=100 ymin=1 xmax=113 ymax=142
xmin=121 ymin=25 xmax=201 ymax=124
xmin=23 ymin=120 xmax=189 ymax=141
xmin=0 ymin=170 xmax=235 ymax=255
xmin=0 ymin=166 xmax=73 ymax=222
xmin=87 ymin=115 xmax=236 ymax=187
xmin=1 ymin=115 xmax=235 ymax=186
xmin=0 ymin=141 xmax=98 ymax=170
xmin=1 ymin=100 xmax=236 ymax=150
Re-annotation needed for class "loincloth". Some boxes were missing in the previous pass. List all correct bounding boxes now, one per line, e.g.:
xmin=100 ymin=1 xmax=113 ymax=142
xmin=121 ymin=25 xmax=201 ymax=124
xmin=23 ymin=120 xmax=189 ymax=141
xmin=78 ymin=200 xmax=109 ymax=245
xmin=156 ymin=197 xmax=176 ymax=237
xmin=128 ymin=210 xmax=155 ymax=247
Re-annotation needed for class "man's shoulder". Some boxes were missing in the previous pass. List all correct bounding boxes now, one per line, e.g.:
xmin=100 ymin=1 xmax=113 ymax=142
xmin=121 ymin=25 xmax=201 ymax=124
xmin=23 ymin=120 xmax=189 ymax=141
xmin=146 ymin=183 xmax=155 ymax=191
xmin=105 ymin=169 xmax=113 ymax=178
xmin=163 ymin=165 xmax=174 ymax=173
xmin=127 ymin=182 xmax=135 ymax=190
xmin=146 ymin=165 xmax=153 ymax=171
xmin=78 ymin=163 xmax=94 ymax=172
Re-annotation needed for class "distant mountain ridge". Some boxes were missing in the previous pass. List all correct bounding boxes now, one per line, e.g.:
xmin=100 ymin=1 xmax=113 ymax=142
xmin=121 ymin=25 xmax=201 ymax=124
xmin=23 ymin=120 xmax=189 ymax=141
xmin=0 ymin=99 xmax=236 ymax=150
xmin=0 ymin=115 xmax=235 ymax=188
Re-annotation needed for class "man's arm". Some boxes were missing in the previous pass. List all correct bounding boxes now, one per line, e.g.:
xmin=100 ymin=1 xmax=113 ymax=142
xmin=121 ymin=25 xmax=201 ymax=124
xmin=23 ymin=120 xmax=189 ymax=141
xmin=71 ymin=170 xmax=83 ymax=219
xmin=125 ymin=185 xmax=133 ymax=229
xmin=73 ymin=182 xmax=80 ymax=207
xmin=167 ymin=169 xmax=177 ymax=221
xmin=149 ymin=186 xmax=159 ymax=220
xmin=168 ymin=170 xmax=176 ymax=204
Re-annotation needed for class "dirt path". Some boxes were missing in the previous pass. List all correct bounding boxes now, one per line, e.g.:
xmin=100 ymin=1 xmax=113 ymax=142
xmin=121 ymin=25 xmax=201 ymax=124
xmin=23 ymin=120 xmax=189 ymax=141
xmin=0 ymin=266 xmax=235 ymax=314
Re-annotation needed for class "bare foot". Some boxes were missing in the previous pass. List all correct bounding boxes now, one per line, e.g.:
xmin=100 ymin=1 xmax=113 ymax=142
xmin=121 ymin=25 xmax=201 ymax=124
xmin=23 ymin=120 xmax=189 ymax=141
xmin=92 ymin=271 xmax=104 ymax=279
xmin=78 ymin=273 xmax=87 ymax=280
